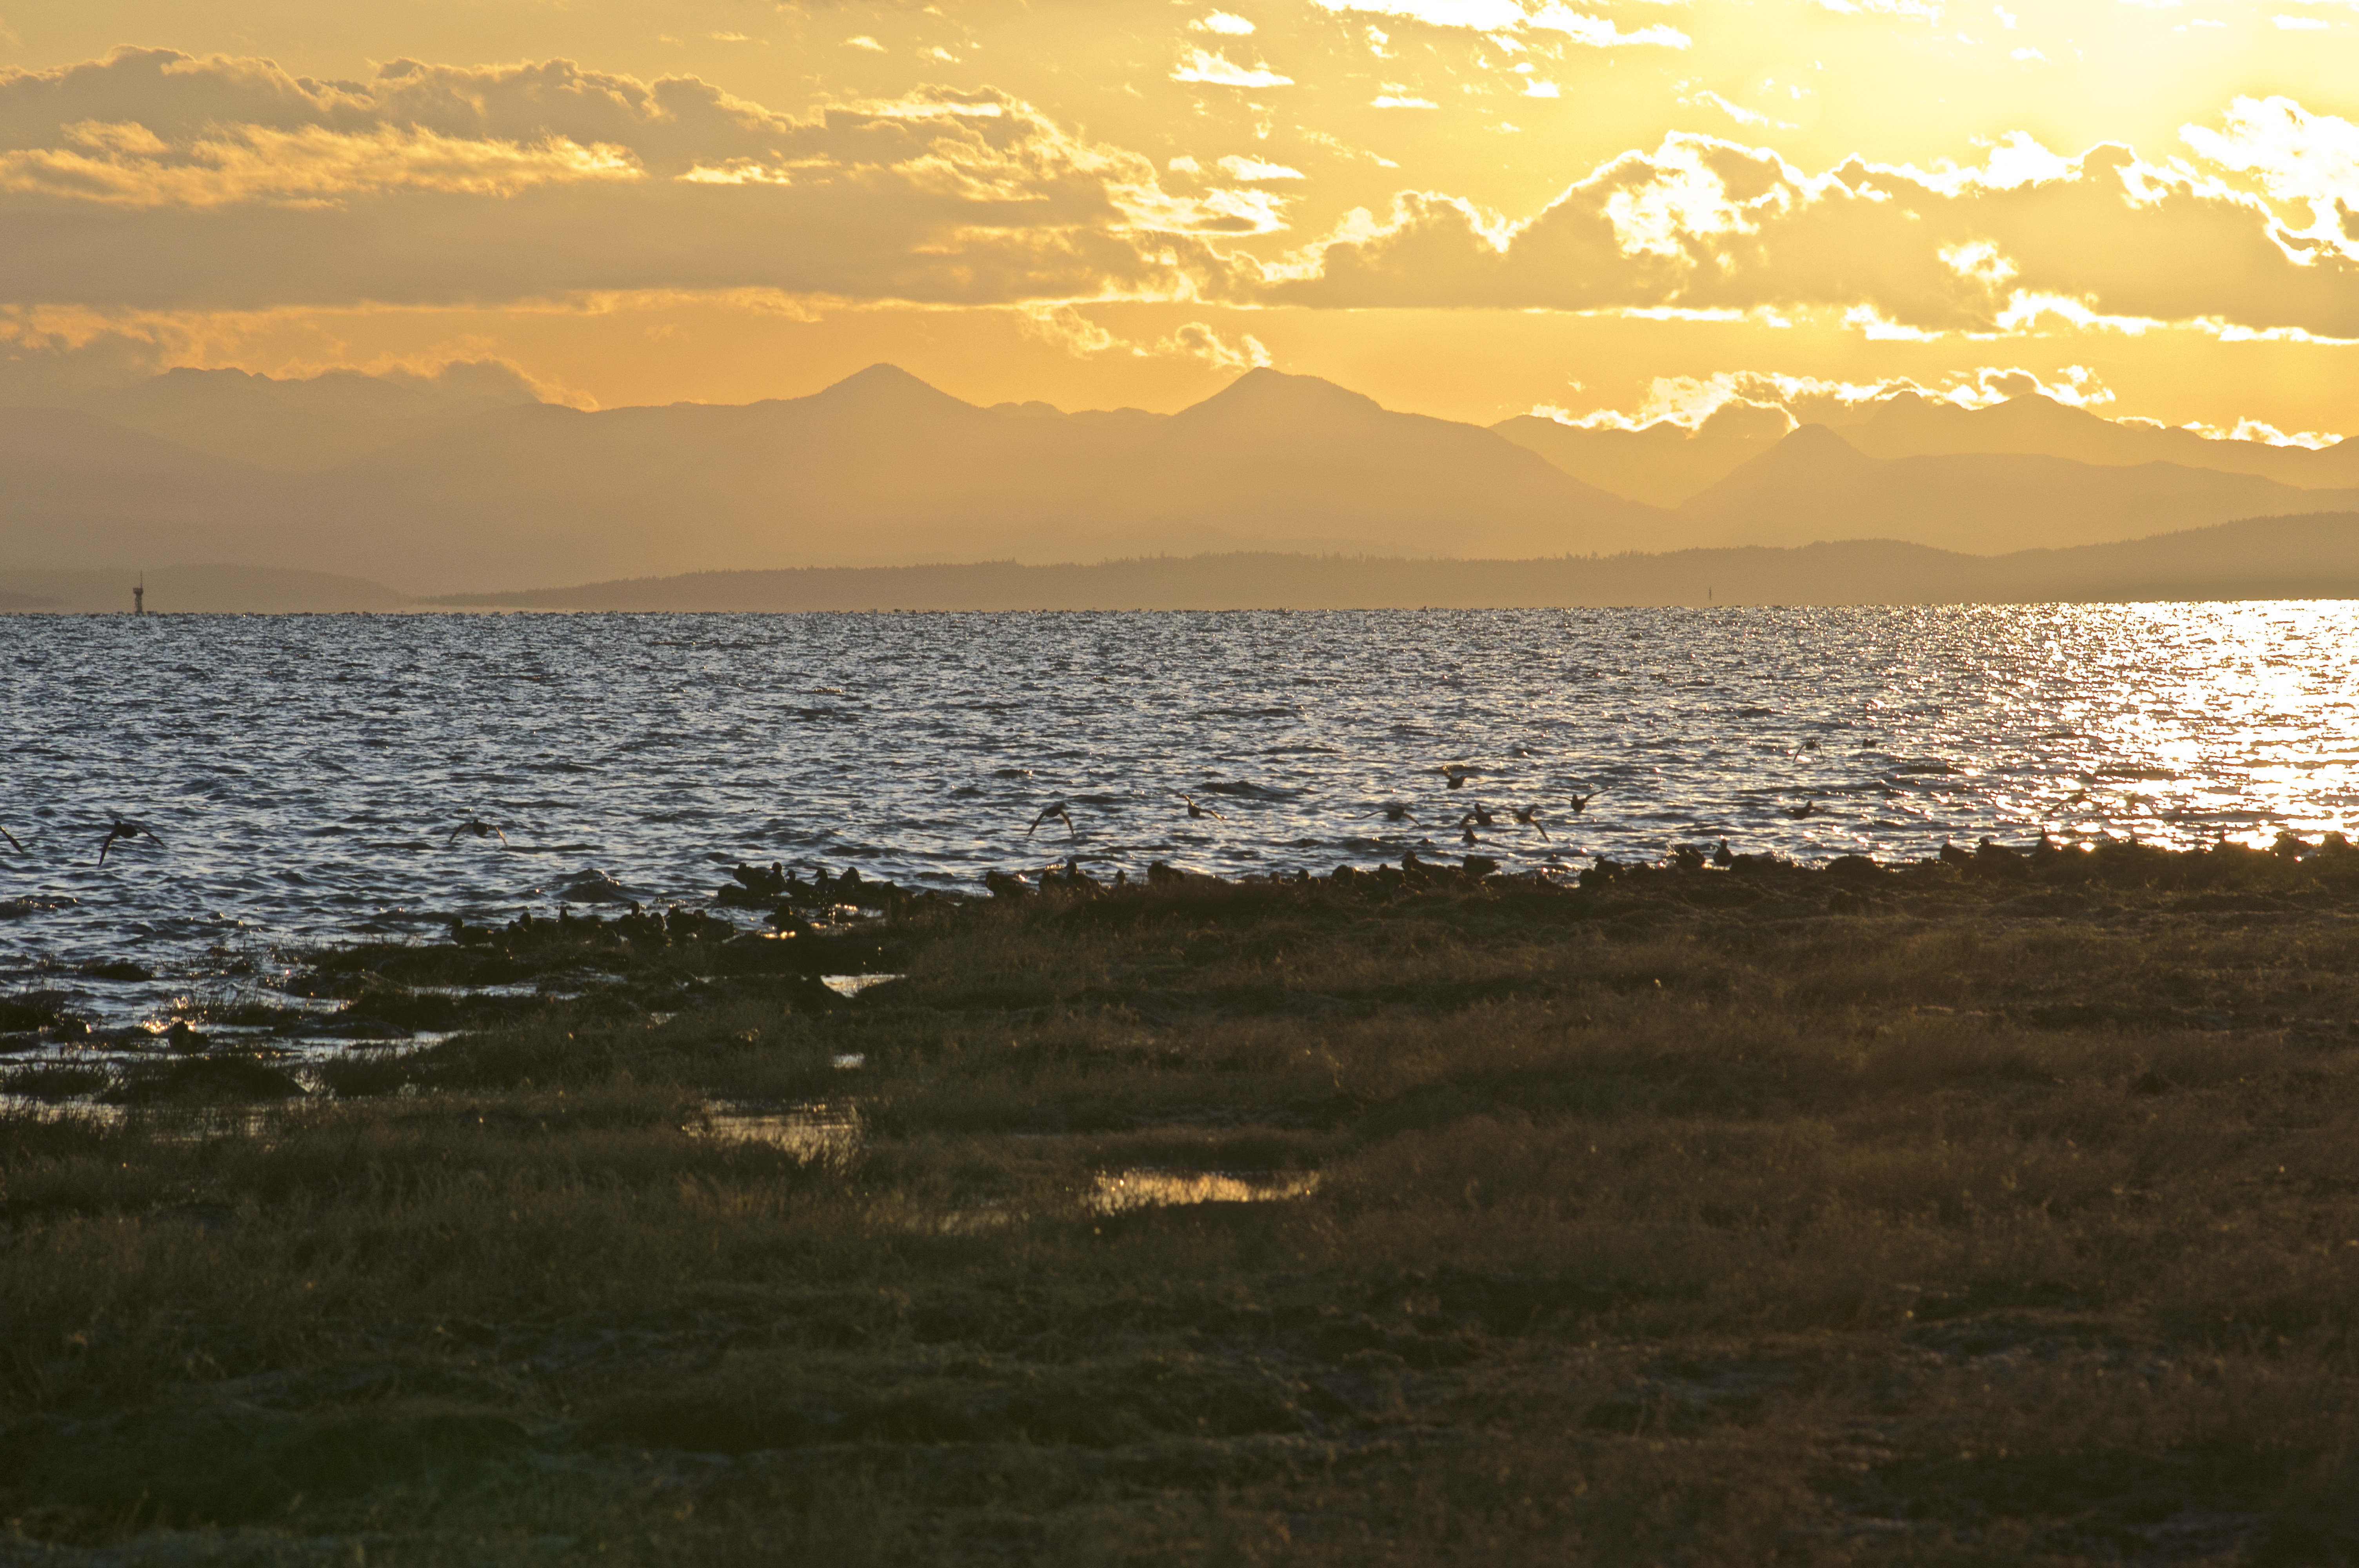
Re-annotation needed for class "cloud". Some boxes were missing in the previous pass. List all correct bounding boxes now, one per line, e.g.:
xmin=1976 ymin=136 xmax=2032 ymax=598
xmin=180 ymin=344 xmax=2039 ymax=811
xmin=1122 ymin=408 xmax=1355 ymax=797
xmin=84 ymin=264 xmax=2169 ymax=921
xmin=0 ymin=49 xmax=1248 ymax=311
xmin=1307 ymin=0 xmax=1690 ymax=46
xmin=1260 ymin=121 xmax=2359 ymax=338
xmin=1217 ymin=154 xmax=1305 ymax=180
xmin=0 ymin=120 xmax=638 ymax=207
xmin=1169 ymin=49 xmax=1295 ymax=86
xmin=1190 ymin=12 xmax=1259 ymax=34
xmin=2180 ymin=95 xmax=2359 ymax=261
xmin=1557 ymin=363 xmax=2111 ymax=433
xmin=1159 ymin=319 xmax=1271 ymax=370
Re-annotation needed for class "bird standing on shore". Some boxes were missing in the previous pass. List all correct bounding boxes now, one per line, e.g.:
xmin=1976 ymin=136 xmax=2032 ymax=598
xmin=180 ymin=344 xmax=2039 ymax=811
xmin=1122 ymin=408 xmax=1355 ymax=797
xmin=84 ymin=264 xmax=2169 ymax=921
xmin=1027 ymin=802 xmax=1077 ymax=841
xmin=97 ymin=818 xmax=162 ymax=865
xmin=448 ymin=818 xmax=508 ymax=848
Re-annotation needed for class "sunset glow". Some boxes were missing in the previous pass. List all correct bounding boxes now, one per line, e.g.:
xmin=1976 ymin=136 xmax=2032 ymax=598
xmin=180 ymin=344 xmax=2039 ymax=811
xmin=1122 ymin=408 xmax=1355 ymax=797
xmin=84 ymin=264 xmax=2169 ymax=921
xmin=1 ymin=0 xmax=2352 ymax=434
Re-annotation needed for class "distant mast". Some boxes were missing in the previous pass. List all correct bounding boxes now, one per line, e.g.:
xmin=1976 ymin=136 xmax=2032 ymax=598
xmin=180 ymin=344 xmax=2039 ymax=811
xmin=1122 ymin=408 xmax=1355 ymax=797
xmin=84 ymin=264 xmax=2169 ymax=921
xmin=133 ymin=575 xmax=145 ymax=616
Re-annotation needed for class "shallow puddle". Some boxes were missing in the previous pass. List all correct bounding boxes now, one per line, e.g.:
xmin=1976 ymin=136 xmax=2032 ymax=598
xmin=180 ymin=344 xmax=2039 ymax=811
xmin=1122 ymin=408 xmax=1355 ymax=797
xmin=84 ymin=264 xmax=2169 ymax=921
xmin=688 ymin=1100 xmax=860 ymax=1161
xmin=1088 ymin=1169 xmax=1321 ymax=1214
xmin=820 ymin=973 xmax=903 ymax=998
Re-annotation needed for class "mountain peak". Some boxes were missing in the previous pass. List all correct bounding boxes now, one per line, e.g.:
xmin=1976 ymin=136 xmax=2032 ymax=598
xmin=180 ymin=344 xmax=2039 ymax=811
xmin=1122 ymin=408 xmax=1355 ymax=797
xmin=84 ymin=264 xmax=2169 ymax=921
xmin=1179 ymin=367 xmax=1386 ymax=425
xmin=1763 ymin=423 xmax=1868 ymax=463
xmin=807 ymin=363 xmax=976 ymax=416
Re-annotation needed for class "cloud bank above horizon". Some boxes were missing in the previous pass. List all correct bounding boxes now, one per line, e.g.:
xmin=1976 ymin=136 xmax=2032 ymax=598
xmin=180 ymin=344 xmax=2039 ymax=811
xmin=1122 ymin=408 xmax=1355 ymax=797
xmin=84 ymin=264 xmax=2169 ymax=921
xmin=1 ymin=1 xmax=2354 ymax=435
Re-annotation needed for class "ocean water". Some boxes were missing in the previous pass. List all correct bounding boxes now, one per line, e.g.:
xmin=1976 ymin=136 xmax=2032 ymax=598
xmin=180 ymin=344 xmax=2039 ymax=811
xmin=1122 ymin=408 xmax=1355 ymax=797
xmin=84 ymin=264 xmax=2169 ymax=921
xmin=4 ymin=603 xmax=2357 ymax=1036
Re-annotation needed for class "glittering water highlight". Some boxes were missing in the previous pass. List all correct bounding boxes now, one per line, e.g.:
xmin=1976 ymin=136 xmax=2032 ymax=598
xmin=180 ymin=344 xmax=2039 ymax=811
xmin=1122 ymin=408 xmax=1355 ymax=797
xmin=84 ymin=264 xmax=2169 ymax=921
xmin=3 ymin=603 xmax=2355 ymax=1032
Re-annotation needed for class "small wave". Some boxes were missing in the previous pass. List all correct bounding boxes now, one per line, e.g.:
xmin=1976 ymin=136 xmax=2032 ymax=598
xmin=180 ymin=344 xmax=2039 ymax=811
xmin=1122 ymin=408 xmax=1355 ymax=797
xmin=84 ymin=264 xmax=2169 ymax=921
xmin=1196 ymin=780 xmax=1298 ymax=800
xmin=0 ymin=897 xmax=77 ymax=920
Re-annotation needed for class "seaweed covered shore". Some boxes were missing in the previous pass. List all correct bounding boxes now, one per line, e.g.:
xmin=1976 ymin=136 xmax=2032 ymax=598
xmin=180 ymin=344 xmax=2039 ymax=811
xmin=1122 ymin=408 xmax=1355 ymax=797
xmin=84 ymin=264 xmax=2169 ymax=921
xmin=7 ymin=837 xmax=2359 ymax=1564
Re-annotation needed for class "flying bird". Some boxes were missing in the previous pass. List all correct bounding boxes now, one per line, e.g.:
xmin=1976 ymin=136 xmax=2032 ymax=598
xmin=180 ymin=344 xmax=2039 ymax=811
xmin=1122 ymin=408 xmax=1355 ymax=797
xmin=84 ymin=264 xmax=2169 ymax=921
xmin=1785 ymin=800 xmax=1817 ymax=820
xmin=1180 ymin=794 xmax=1226 ymax=821
xmin=1365 ymin=803 xmax=1420 ymax=825
xmin=1511 ymin=804 xmax=1550 ymax=841
xmin=448 ymin=818 xmax=509 ymax=848
xmin=1461 ymin=824 xmax=1481 ymax=846
xmin=1456 ymin=804 xmax=1497 ymax=829
xmin=1567 ymin=790 xmax=1599 ymax=815
xmin=97 ymin=818 xmax=162 ymax=866
xmin=0 ymin=824 xmax=23 ymax=854
xmin=1441 ymin=766 xmax=1472 ymax=790
xmin=1027 ymin=802 xmax=1077 ymax=841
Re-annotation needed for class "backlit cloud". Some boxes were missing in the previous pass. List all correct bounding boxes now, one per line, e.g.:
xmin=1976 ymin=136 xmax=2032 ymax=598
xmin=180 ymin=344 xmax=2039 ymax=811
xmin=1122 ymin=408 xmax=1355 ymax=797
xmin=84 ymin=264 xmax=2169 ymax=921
xmin=1262 ymin=118 xmax=2359 ymax=338
xmin=1308 ymin=0 xmax=1691 ymax=45
xmin=0 ymin=49 xmax=1245 ymax=310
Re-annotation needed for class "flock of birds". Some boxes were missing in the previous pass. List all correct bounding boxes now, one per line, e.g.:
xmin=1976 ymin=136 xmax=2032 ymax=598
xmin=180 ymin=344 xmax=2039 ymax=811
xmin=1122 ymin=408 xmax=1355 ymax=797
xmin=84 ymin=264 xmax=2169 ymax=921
xmin=0 ymin=818 xmax=166 ymax=866
xmin=0 ymin=768 xmax=1829 ymax=875
xmin=1021 ymin=763 xmax=1622 ymax=851
xmin=0 ymin=815 xmax=511 ymax=867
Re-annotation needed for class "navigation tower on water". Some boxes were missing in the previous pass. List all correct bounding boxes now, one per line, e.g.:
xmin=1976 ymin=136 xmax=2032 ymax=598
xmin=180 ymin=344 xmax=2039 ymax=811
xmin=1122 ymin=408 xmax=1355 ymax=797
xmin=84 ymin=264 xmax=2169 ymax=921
xmin=133 ymin=575 xmax=144 ymax=615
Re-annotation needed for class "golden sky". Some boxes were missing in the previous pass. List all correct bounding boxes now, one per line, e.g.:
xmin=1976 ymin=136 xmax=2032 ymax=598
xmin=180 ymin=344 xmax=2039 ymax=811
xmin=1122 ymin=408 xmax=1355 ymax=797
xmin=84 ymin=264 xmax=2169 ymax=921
xmin=2 ymin=0 xmax=2354 ymax=439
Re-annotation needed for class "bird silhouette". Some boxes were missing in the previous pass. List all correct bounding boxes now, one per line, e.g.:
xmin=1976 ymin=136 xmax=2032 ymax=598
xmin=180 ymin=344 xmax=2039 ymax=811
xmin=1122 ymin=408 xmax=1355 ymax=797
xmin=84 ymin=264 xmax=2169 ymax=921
xmin=1180 ymin=794 xmax=1226 ymax=821
xmin=1456 ymin=803 xmax=1498 ymax=829
xmin=1461 ymin=824 xmax=1480 ymax=846
xmin=1441 ymin=765 xmax=1472 ymax=790
xmin=1027 ymin=802 xmax=1077 ymax=841
xmin=97 ymin=818 xmax=162 ymax=865
xmin=1510 ymin=805 xmax=1550 ymax=840
xmin=448 ymin=818 xmax=509 ymax=848
xmin=1713 ymin=838 xmax=1734 ymax=867
xmin=0 ymin=824 xmax=22 ymax=854
xmin=1365 ymin=803 xmax=1420 ymax=825
xmin=1785 ymin=800 xmax=1817 ymax=820
xmin=1567 ymin=790 xmax=1599 ymax=815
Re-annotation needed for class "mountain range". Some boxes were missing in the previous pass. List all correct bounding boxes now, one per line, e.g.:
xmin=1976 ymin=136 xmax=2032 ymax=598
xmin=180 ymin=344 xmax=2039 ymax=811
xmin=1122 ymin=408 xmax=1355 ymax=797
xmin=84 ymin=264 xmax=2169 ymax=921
xmin=2 ymin=361 xmax=2356 ymax=597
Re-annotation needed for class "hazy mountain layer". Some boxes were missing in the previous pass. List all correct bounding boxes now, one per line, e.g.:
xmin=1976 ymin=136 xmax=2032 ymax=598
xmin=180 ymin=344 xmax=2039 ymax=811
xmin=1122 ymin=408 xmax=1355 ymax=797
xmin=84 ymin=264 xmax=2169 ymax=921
xmin=9 ymin=365 xmax=2358 ymax=595
xmin=1496 ymin=392 xmax=2359 ymax=507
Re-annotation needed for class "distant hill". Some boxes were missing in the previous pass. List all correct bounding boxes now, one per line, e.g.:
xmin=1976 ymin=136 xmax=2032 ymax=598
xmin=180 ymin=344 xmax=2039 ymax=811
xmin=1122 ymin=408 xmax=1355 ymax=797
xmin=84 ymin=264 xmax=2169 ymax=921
xmin=1668 ymin=425 xmax=2359 ymax=554
xmin=4 ymin=365 xmax=1655 ymax=593
xmin=1498 ymin=391 xmax=2359 ymax=506
xmin=82 ymin=363 xmax=543 ymax=472
xmin=420 ymin=512 xmax=2359 ymax=611
xmin=7 ymin=364 xmax=2356 ymax=597
xmin=1837 ymin=392 xmax=2359 ymax=487
xmin=1492 ymin=403 xmax=1789 ymax=506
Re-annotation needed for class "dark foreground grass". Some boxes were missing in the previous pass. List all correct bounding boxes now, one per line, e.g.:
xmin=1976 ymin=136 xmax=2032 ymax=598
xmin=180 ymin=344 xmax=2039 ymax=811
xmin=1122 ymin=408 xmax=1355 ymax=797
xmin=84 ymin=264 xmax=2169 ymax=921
xmin=9 ymin=841 xmax=2359 ymax=1564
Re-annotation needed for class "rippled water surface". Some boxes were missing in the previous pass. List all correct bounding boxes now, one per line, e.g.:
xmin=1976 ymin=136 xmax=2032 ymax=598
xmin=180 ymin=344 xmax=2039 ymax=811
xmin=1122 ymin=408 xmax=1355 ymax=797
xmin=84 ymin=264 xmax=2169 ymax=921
xmin=5 ymin=604 xmax=2357 ymax=1030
